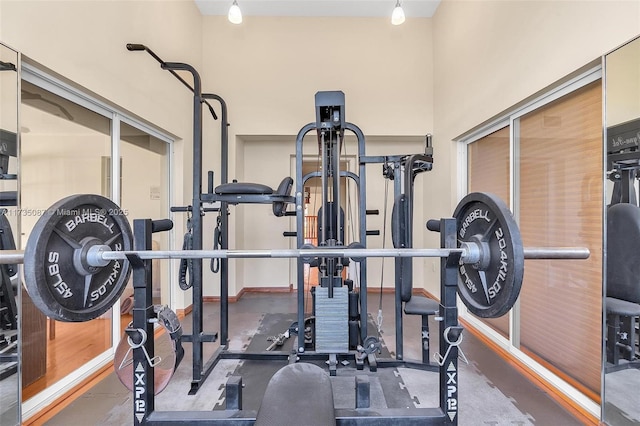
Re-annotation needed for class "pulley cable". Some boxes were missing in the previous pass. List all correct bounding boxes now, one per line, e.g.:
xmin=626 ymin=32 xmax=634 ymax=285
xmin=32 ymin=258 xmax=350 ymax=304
xmin=210 ymin=213 xmax=222 ymax=273
xmin=178 ymin=213 xmax=194 ymax=290
xmin=377 ymin=168 xmax=390 ymax=334
xmin=304 ymin=151 xmax=322 ymax=315
xmin=342 ymin=136 xmax=360 ymax=289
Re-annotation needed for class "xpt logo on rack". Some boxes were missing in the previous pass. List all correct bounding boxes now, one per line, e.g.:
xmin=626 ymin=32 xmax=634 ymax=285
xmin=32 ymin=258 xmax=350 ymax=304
xmin=446 ymin=361 xmax=457 ymax=421
xmin=134 ymin=362 xmax=146 ymax=423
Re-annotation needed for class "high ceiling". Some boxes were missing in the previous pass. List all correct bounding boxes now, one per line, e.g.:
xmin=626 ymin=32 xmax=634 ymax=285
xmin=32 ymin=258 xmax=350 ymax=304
xmin=194 ymin=0 xmax=441 ymax=18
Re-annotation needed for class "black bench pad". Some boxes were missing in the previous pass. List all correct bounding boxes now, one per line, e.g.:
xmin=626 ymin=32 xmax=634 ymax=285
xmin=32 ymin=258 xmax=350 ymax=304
xmin=255 ymin=363 xmax=335 ymax=426
xmin=0 ymin=191 xmax=17 ymax=206
xmin=272 ymin=177 xmax=293 ymax=217
xmin=215 ymin=182 xmax=273 ymax=195
xmin=404 ymin=295 xmax=440 ymax=316
xmin=606 ymin=297 xmax=640 ymax=316
xmin=607 ymin=203 xmax=640 ymax=303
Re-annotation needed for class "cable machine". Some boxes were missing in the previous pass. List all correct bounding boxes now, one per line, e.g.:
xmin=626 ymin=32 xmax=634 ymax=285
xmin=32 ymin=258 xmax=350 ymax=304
xmin=294 ymin=91 xmax=371 ymax=372
xmin=118 ymin=44 xmax=590 ymax=425
xmin=13 ymin=52 xmax=590 ymax=421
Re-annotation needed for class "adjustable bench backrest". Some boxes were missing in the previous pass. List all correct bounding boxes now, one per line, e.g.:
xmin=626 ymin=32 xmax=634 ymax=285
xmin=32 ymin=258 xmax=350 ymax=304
xmin=607 ymin=203 xmax=640 ymax=303
xmin=391 ymin=194 xmax=412 ymax=302
xmin=272 ymin=177 xmax=293 ymax=217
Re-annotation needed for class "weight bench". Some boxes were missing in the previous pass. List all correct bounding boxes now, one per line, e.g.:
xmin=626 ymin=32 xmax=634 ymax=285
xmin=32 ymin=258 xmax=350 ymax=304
xmin=606 ymin=297 xmax=640 ymax=368
xmin=214 ymin=177 xmax=293 ymax=217
xmin=606 ymin=202 xmax=640 ymax=371
xmin=0 ymin=191 xmax=16 ymax=207
xmin=255 ymin=363 xmax=335 ymax=426
xmin=0 ymin=209 xmax=17 ymax=331
xmin=404 ymin=295 xmax=440 ymax=363
xmin=392 ymin=194 xmax=440 ymax=364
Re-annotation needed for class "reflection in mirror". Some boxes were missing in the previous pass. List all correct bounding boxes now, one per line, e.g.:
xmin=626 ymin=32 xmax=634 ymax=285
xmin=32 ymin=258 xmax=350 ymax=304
xmin=604 ymin=35 xmax=640 ymax=425
xmin=0 ymin=42 xmax=20 ymax=426
xmin=20 ymin=80 xmax=113 ymax=402
xmin=118 ymin=121 xmax=170 ymax=313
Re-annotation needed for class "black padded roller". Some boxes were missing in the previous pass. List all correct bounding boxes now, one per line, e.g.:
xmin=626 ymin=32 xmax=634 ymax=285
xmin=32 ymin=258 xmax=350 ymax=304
xmin=152 ymin=219 xmax=173 ymax=233
xmin=272 ymin=177 xmax=293 ymax=217
xmin=426 ymin=219 xmax=440 ymax=232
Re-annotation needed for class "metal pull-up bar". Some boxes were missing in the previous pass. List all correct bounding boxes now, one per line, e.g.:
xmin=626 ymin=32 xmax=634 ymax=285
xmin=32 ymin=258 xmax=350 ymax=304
xmin=126 ymin=43 xmax=218 ymax=120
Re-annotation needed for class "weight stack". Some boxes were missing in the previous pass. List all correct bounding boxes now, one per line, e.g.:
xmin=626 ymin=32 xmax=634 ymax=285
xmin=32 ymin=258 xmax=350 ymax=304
xmin=315 ymin=286 xmax=349 ymax=353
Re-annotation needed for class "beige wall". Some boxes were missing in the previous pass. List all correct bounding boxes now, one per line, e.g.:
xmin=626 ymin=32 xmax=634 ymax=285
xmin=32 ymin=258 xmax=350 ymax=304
xmin=606 ymin=37 xmax=640 ymax=126
xmin=1 ymin=0 xmax=203 ymax=309
xmin=434 ymin=0 xmax=640 ymax=198
xmin=200 ymin=16 xmax=434 ymax=296
xmin=428 ymin=0 xmax=640 ymax=296
xmin=201 ymin=16 xmax=433 ymax=136
xmin=1 ymin=0 xmax=201 ymax=139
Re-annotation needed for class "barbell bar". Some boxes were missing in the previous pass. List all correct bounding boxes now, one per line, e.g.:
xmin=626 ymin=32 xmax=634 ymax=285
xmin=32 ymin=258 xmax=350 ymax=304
xmin=98 ymin=246 xmax=589 ymax=262
xmin=16 ymin=192 xmax=591 ymax=322
xmin=0 ymin=246 xmax=590 ymax=265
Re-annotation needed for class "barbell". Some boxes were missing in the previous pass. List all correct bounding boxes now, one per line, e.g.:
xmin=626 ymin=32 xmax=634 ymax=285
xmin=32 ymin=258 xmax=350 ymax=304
xmin=0 ymin=246 xmax=588 ymax=264
xmin=2 ymin=193 xmax=588 ymax=322
xmin=0 ymin=247 xmax=589 ymax=264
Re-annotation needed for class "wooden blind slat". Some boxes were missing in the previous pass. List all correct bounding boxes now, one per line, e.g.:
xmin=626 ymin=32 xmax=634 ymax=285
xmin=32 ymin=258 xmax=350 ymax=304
xmin=468 ymin=127 xmax=511 ymax=337
xmin=518 ymin=81 xmax=602 ymax=395
xmin=467 ymin=81 xmax=603 ymax=397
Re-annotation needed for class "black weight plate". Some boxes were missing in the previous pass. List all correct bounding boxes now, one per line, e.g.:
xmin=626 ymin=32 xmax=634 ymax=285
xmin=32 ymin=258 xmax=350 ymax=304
xmin=453 ymin=192 xmax=524 ymax=318
xmin=24 ymin=194 xmax=133 ymax=322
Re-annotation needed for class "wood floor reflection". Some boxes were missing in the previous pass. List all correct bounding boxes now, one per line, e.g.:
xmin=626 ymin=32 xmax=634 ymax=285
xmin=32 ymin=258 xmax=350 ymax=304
xmin=22 ymin=315 xmax=130 ymax=401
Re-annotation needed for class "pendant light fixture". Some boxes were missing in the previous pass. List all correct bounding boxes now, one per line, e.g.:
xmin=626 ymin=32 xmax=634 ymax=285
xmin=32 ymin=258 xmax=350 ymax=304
xmin=391 ymin=0 xmax=406 ymax=25
xmin=228 ymin=0 xmax=242 ymax=24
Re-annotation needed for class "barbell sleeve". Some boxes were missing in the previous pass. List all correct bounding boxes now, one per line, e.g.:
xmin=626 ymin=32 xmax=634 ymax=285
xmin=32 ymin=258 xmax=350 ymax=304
xmin=0 ymin=251 xmax=26 ymax=264
xmin=522 ymin=247 xmax=591 ymax=259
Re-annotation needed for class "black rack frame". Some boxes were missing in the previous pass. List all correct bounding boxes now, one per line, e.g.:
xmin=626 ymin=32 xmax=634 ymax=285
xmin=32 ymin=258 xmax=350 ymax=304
xmin=129 ymin=215 xmax=462 ymax=425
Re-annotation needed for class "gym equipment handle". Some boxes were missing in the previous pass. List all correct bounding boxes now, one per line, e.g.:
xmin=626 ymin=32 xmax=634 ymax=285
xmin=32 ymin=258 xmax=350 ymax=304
xmin=152 ymin=219 xmax=174 ymax=233
xmin=126 ymin=44 xmax=145 ymax=51
xmin=426 ymin=219 xmax=440 ymax=232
